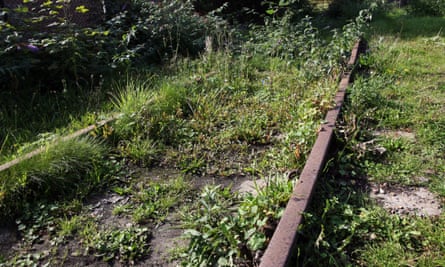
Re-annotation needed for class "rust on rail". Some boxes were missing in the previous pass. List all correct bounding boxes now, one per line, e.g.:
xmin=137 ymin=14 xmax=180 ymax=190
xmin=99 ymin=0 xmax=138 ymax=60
xmin=259 ymin=40 xmax=363 ymax=267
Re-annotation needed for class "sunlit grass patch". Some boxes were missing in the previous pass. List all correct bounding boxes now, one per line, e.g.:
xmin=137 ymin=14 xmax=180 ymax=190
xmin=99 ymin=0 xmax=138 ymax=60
xmin=357 ymin=214 xmax=445 ymax=266
xmin=362 ymin=27 xmax=445 ymax=191
xmin=294 ymin=4 xmax=445 ymax=266
xmin=0 ymin=137 xmax=108 ymax=220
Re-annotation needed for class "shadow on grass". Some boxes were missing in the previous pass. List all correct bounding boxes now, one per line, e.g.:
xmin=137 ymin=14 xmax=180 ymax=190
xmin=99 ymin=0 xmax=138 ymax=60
xmin=369 ymin=9 xmax=445 ymax=39
xmin=0 ymin=80 xmax=116 ymax=160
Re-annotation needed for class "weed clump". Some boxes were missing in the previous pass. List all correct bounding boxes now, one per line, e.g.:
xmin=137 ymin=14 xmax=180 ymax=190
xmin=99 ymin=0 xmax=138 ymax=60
xmin=0 ymin=137 xmax=108 ymax=223
xmin=181 ymin=176 xmax=293 ymax=266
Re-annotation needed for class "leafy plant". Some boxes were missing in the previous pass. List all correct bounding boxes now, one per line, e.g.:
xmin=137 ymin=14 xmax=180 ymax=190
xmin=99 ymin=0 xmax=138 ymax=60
xmin=92 ymin=226 xmax=151 ymax=263
xmin=181 ymin=185 xmax=241 ymax=266
xmin=111 ymin=176 xmax=190 ymax=224
xmin=107 ymin=0 xmax=212 ymax=64
xmin=296 ymin=191 xmax=432 ymax=266
xmin=15 ymin=203 xmax=60 ymax=246
xmin=181 ymin=176 xmax=293 ymax=266
xmin=0 ymin=0 xmax=119 ymax=92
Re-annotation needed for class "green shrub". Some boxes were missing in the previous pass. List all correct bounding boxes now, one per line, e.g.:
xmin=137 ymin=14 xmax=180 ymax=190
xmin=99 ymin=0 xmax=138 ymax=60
xmin=192 ymin=0 xmax=312 ymax=23
xmin=327 ymin=0 xmax=371 ymax=18
xmin=245 ymin=9 xmax=368 ymax=77
xmin=108 ymin=0 xmax=213 ymax=65
xmin=0 ymin=0 xmax=216 ymax=92
xmin=408 ymin=0 xmax=445 ymax=16
xmin=0 ymin=2 xmax=120 ymax=92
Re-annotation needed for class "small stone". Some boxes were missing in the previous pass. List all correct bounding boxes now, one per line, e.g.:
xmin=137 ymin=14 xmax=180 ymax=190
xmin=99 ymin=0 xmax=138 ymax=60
xmin=417 ymin=176 xmax=429 ymax=183
xmin=375 ymin=146 xmax=387 ymax=154
xmin=108 ymin=195 xmax=123 ymax=204
xmin=71 ymin=251 xmax=81 ymax=257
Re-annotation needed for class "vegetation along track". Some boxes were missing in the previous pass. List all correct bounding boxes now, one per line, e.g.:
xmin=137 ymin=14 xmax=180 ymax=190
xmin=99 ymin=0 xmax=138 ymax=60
xmin=0 ymin=41 xmax=365 ymax=267
xmin=260 ymin=40 xmax=364 ymax=267
xmin=6 ymin=1 xmax=428 ymax=266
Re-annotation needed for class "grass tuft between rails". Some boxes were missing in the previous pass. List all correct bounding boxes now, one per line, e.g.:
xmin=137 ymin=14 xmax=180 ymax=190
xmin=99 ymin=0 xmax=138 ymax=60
xmin=0 ymin=137 xmax=109 ymax=222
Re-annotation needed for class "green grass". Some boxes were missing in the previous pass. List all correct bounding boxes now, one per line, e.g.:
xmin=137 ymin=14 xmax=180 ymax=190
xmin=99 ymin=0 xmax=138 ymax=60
xmin=369 ymin=8 xmax=445 ymax=39
xmin=0 ymin=4 xmax=365 ymax=266
xmin=114 ymin=176 xmax=192 ymax=224
xmin=0 ymin=83 xmax=114 ymax=164
xmin=0 ymin=137 xmax=109 ymax=221
xmin=295 ymin=5 xmax=445 ymax=266
xmin=360 ymin=30 xmax=445 ymax=192
xmin=111 ymin=48 xmax=343 ymax=176
xmin=355 ymin=13 xmax=445 ymax=263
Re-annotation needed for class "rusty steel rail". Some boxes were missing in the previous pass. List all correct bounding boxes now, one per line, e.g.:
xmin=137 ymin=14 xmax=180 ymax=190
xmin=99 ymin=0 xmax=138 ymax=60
xmin=0 ymin=116 xmax=117 ymax=173
xmin=260 ymin=40 xmax=363 ymax=267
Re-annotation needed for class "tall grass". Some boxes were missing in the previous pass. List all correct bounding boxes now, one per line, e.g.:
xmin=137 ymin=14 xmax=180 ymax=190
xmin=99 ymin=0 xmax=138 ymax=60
xmin=0 ymin=83 xmax=112 ymax=164
xmin=0 ymin=137 xmax=108 ymax=222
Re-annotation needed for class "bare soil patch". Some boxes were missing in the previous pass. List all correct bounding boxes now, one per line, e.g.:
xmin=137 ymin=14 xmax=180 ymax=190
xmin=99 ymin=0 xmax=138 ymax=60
xmin=372 ymin=130 xmax=415 ymax=140
xmin=369 ymin=183 xmax=442 ymax=217
xmin=0 ymin=166 xmax=258 ymax=266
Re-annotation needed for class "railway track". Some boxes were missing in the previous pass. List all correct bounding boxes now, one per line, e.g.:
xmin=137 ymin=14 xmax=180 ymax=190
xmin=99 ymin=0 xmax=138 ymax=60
xmin=0 ymin=40 xmax=363 ymax=266
xmin=260 ymin=39 xmax=363 ymax=267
